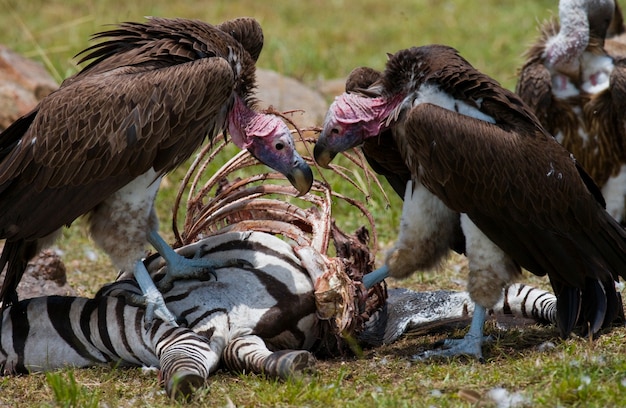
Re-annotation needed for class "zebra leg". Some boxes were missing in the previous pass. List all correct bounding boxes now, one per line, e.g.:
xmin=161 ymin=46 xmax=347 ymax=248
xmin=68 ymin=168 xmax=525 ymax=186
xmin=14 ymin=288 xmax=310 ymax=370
xmin=157 ymin=329 xmax=223 ymax=400
xmin=495 ymin=283 xmax=557 ymax=324
xmin=222 ymin=335 xmax=315 ymax=380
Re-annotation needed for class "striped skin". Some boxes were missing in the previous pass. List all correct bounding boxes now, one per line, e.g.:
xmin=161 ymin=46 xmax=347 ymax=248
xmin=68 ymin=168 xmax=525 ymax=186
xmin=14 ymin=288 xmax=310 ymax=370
xmin=0 ymin=230 xmax=563 ymax=399
xmin=0 ymin=231 xmax=318 ymax=400
xmin=365 ymin=283 xmax=559 ymax=346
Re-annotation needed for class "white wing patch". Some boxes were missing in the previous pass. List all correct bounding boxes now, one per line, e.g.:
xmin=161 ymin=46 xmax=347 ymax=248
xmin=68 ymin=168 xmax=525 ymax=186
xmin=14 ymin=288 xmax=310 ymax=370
xmin=413 ymin=83 xmax=496 ymax=124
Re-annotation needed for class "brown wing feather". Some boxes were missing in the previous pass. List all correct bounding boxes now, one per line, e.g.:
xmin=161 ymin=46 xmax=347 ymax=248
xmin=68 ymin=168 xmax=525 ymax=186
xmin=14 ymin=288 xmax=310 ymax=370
xmin=515 ymin=62 xmax=554 ymax=125
xmin=0 ymin=57 xmax=235 ymax=240
xmin=216 ymin=18 xmax=264 ymax=62
xmin=402 ymin=103 xmax=626 ymax=287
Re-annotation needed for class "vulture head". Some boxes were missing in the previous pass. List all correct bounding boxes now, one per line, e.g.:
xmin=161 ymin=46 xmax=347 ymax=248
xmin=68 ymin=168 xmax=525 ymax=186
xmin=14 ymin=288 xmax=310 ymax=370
xmin=543 ymin=0 xmax=616 ymax=75
xmin=229 ymin=95 xmax=313 ymax=195
xmin=314 ymin=84 xmax=400 ymax=168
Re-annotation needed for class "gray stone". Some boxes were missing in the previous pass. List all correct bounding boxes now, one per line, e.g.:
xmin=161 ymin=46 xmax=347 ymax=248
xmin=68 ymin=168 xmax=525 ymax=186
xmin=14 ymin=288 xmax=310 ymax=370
xmin=0 ymin=45 xmax=57 ymax=131
xmin=255 ymin=68 xmax=329 ymax=129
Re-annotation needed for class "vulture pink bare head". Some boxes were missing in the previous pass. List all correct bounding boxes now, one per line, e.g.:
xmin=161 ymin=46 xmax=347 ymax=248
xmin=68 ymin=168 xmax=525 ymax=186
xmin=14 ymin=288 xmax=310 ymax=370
xmin=228 ymin=96 xmax=313 ymax=195
xmin=314 ymin=92 xmax=399 ymax=168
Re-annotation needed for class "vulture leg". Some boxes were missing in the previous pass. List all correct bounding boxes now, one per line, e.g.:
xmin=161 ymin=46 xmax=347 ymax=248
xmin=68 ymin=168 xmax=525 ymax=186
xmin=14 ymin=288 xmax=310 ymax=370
xmin=131 ymin=260 xmax=179 ymax=327
xmin=148 ymin=231 xmax=252 ymax=291
xmin=416 ymin=303 xmax=491 ymax=362
xmin=417 ymin=215 xmax=516 ymax=361
xmin=363 ymin=265 xmax=389 ymax=289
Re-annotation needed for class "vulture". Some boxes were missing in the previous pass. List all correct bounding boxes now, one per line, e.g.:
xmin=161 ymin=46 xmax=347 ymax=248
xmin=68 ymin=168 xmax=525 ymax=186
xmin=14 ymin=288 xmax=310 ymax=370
xmin=314 ymin=44 xmax=626 ymax=360
xmin=0 ymin=17 xmax=314 ymax=325
xmin=516 ymin=0 xmax=626 ymax=224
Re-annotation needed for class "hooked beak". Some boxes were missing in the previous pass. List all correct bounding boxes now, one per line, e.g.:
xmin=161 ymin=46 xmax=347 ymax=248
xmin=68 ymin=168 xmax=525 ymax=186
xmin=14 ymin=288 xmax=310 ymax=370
xmin=287 ymin=153 xmax=314 ymax=195
xmin=313 ymin=139 xmax=337 ymax=169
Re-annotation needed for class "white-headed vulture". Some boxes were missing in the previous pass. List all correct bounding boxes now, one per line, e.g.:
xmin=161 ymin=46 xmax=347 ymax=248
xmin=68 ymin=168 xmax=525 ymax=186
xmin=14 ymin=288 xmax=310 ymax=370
xmin=517 ymin=0 xmax=626 ymax=224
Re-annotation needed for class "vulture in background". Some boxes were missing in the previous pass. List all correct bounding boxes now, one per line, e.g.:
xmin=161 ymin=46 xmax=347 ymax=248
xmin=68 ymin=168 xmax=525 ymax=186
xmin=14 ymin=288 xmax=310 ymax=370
xmin=0 ymin=17 xmax=313 ymax=325
xmin=517 ymin=0 xmax=626 ymax=224
xmin=314 ymin=44 xmax=626 ymax=360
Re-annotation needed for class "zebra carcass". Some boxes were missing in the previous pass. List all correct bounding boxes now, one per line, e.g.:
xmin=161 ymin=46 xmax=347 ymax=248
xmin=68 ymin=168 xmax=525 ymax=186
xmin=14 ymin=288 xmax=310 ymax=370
xmin=0 ymin=231 xmax=560 ymax=400
xmin=0 ymin=143 xmax=560 ymax=400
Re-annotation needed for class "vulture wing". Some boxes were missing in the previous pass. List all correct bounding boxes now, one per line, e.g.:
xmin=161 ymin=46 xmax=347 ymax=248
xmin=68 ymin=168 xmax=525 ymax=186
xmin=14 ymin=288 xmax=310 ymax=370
xmin=403 ymin=102 xmax=626 ymax=287
xmin=515 ymin=61 xmax=554 ymax=126
xmin=0 ymin=57 xmax=235 ymax=241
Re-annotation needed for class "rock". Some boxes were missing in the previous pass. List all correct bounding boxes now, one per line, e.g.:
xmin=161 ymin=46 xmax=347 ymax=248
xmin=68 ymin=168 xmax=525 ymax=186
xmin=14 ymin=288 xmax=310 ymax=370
xmin=255 ymin=68 xmax=329 ymax=130
xmin=0 ymin=45 xmax=58 ymax=131
xmin=314 ymin=77 xmax=348 ymax=101
xmin=0 ymin=249 xmax=76 ymax=301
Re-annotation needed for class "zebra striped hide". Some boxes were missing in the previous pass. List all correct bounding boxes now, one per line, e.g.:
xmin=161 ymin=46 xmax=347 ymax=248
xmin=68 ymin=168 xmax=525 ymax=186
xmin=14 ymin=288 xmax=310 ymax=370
xmin=0 ymin=231 xmax=559 ymax=399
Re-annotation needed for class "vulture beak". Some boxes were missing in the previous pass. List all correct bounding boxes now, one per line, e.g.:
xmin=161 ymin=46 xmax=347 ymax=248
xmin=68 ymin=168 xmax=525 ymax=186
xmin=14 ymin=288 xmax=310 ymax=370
xmin=314 ymin=117 xmax=365 ymax=168
xmin=287 ymin=153 xmax=314 ymax=196
xmin=313 ymin=138 xmax=337 ymax=169
xmin=315 ymin=91 xmax=385 ymax=168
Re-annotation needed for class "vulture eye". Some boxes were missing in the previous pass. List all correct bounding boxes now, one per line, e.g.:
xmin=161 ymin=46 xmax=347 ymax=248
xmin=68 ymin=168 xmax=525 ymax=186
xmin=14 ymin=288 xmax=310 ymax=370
xmin=331 ymin=128 xmax=339 ymax=134
xmin=275 ymin=142 xmax=285 ymax=150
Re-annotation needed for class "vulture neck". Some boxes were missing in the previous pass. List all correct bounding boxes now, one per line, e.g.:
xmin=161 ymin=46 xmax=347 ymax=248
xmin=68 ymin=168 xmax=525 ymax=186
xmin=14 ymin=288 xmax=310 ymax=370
xmin=544 ymin=23 xmax=589 ymax=75
xmin=543 ymin=0 xmax=604 ymax=75
xmin=228 ymin=96 xmax=279 ymax=149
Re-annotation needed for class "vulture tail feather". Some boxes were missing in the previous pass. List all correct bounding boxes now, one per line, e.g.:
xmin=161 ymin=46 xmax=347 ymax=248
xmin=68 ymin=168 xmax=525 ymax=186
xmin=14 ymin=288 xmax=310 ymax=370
xmin=601 ymin=278 xmax=624 ymax=327
xmin=556 ymin=285 xmax=582 ymax=338
xmin=577 ymin=278 xmax=608 ymax=338
xmin=0 ymin=240 xmax=38 ymax=309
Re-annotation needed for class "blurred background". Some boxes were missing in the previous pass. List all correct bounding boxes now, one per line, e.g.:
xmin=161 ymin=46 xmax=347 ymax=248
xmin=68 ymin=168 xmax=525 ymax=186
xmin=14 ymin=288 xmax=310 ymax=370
xmin=1 ymin=0 xmax=556 ymax=89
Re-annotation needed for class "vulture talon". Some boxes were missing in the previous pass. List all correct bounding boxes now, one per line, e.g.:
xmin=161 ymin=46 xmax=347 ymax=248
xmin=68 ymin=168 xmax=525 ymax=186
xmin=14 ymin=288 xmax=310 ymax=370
xmin=416 ymin=334 xmax=494 ymax=363
xmin=119 ymin=290 xmax=178 ymax=330
xmin=133 ymin=260 xmax=179 ymax=329
xmin=414 ymin=304 xmax=492 ymax=362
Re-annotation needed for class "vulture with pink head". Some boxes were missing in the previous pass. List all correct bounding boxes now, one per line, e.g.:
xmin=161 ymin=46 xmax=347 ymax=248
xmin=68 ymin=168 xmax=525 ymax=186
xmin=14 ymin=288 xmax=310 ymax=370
xmin=0 ymin=17 xmax=313 ymax=325
xmin=315 ymin=44 xmax=626 ymax=360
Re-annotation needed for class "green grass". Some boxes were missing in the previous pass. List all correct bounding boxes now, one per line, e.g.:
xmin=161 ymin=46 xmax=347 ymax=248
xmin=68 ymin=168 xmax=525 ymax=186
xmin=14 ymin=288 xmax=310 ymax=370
xmin=2 ymin=0 xmax=626 ymax=406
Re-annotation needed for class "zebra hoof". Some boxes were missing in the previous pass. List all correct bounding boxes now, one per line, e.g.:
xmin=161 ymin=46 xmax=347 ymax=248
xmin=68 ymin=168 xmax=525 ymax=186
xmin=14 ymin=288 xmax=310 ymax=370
xmin=165 ymin=370 xmax=206 ymax=401
xmin=264 ymin=350 xmax=316 ymax=380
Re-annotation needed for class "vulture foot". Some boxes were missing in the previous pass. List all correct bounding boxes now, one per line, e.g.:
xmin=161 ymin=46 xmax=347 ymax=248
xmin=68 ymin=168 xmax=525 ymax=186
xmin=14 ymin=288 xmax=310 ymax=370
xmin=363 ymin=265 xmax=389 ymax=289
xmin=157 ymin=253 xmax=252 ymax=291
xmin=413 ymin=303 xmax=491 ymax=362
xmin=131 ymin=259 xmax=179 ymax=329
xmin=148 ymin=230 xmax=252 ymax=290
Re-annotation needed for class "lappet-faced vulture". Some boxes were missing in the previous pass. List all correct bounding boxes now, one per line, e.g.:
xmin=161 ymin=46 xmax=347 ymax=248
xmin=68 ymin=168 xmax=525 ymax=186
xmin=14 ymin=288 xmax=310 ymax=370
xmin=314 ymin=44 xmax=626 ymax=360
xmin=0 ymin=17 xmax=313 ymax=325
xmin=517 ymin=0 xmax=626 ymax=224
